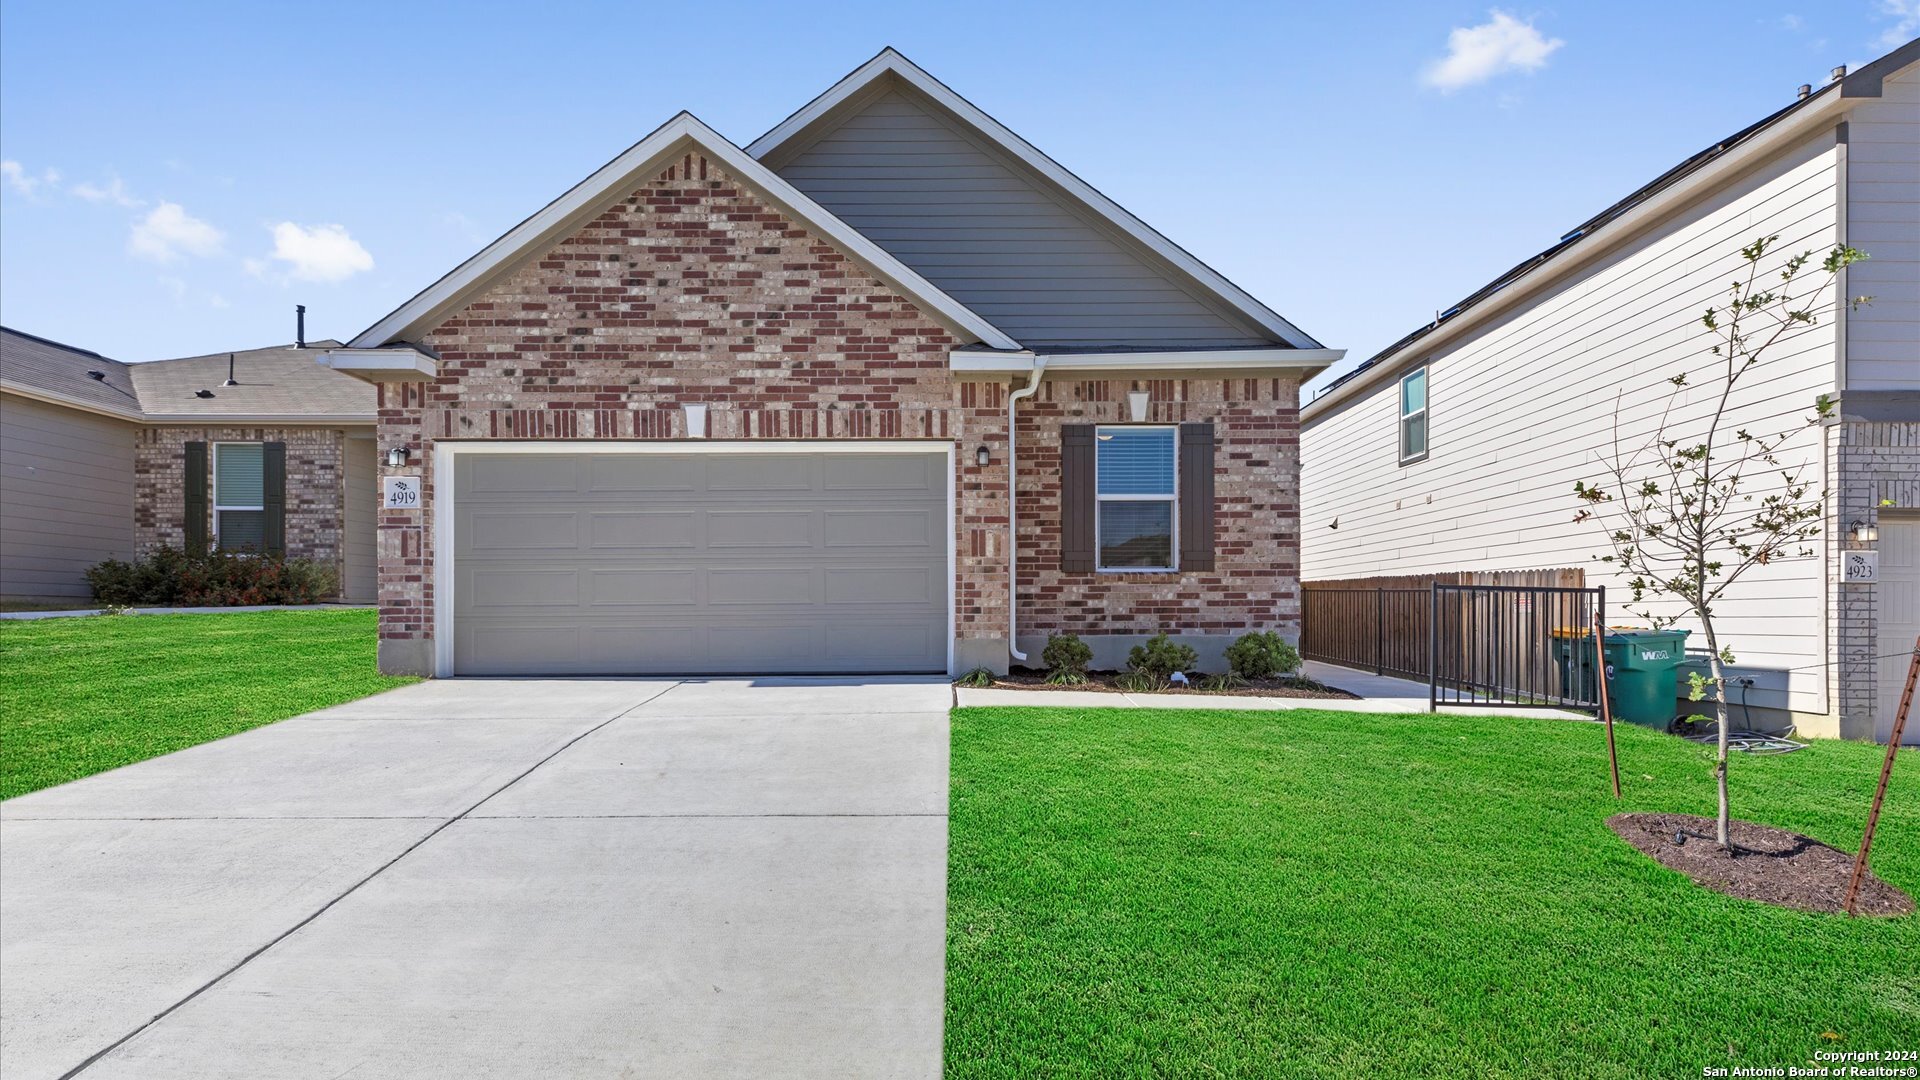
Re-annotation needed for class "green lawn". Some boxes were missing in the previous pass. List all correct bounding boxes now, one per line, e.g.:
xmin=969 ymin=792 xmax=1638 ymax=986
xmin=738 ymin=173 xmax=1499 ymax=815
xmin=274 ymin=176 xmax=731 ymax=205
xmin=947 ymin=706 xmax=1920 ymax=1079
xmin=0 ymin=609 xmax=414 ymax=799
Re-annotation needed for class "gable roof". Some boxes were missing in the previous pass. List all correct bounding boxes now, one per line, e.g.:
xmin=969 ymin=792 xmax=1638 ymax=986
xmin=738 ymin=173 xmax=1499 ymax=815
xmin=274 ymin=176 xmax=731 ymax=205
xmin=1304 ymin=35 xmax=1920 ymax=421
xmin=349 ymin=111 xmax=1021 ymax=351
xmin=749 ymin=49 xmax=1324 ymax=351
xmin=0 ymin=327 xmax=142 ymax=419
xmin=128 ymin=340 xmax=371 ymax=422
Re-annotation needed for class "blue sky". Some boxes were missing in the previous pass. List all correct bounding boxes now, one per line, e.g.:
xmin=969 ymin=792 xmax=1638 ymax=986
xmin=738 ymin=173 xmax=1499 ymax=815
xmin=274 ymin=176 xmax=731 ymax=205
xmin=2 ymin=1 xmax=1914 ymax=394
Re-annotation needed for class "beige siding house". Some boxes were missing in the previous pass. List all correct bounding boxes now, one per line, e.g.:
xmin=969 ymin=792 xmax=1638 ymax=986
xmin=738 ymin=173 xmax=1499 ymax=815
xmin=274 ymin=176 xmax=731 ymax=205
xmin=1301 ymin=39 xmax=1919 ymax=743
xmin=0 ymin=328 xmax=381 ymax=605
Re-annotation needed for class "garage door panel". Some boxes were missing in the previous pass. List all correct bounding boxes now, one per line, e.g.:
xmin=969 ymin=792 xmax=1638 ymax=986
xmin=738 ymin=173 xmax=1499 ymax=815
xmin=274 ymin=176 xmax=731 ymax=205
xmin=466 ymin=511 xmax=579 ymax=552
xmin=453 ymin=450 xmax=947 ymax=675
xmin=589 ymin=569 xmax=698 ymax=606
xmin=588 ymin=511 xmax=697 ymax=550
xmin=707 ymin=509 xmax=815 ymax=548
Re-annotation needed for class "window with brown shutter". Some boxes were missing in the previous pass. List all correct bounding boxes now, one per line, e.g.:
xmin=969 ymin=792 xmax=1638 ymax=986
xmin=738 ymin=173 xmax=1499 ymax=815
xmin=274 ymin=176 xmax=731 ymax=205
xmin=1178 ymin=422 xmax=1216 ymax=571
xmin=1060 ymin=425 xmax=1096 ymax=572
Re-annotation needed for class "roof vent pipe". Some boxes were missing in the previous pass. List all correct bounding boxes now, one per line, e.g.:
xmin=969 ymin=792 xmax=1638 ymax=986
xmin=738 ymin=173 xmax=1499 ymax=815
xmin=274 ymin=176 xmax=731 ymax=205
xmin=1006 ymin=359 xmax=1047 ymax=666
xmin=295 ymin=304 xmax=306 ymax=349
xmin=1830 ymin=65 xmax=1847 ymax=82
xmin=1797 ymin=83 xmax=1812 ymax=100
xmin=222 ymin=352 xmax=237 ymax=387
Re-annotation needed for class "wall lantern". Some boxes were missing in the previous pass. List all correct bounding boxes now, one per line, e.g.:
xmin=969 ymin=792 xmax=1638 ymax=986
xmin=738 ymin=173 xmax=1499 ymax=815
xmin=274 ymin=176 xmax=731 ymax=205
xmin=385 ymin=446 xmax=410 ymax=467
xmin=1126 ymin=389 xmax=1152 ymax=422
xmin=976 ymin=445 xmax=992 ymax=467
xmin=1851 ymin=519 xmax=1879 ymax=544
xmin=682 ymin=403 xmax=708 ymax=439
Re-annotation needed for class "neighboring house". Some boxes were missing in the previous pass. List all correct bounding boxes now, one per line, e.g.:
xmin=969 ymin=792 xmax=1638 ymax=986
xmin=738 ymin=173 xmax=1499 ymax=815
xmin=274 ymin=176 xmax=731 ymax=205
xmin=1301 ymin=38 xmax=1920 ymax=743
xmin=318 ymin=49 xmax=1341 ymax=678
xmin=0 ymin=327 xmax=379 ymax=604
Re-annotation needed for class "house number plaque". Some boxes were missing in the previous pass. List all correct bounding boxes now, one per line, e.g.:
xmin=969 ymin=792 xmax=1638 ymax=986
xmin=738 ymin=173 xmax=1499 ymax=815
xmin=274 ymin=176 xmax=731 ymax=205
xmin=383 ymin=476 xmax=422 ymax=510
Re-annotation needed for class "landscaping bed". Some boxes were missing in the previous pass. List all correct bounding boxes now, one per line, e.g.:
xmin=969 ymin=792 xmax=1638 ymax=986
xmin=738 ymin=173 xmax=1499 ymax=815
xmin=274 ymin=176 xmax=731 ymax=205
xmin=1609 ymin=812 xmax=1913 ymax=916
xmin=947 ymin=705 xmax=1919 ymax=1078
xmin=0 ymin=609 xmax=412 ymax=799
xmin=980 ymin=667 xmax=1358 ymax=699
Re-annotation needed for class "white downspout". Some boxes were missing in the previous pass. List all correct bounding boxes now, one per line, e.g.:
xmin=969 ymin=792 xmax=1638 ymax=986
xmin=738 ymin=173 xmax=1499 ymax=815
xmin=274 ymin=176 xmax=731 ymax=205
xmin=1007 ymin=359 xmax=1047 ymax=664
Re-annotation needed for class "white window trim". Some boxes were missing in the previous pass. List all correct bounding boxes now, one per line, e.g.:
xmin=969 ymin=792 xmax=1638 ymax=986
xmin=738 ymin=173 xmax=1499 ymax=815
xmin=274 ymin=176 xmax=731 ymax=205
xmin=1398 ymin=367 xmax=1429 ymax=466
xmin=1094 ymin=424 xmax=1179 ymax=573
xmin=212 ymin=441 xmax=266 ymax=551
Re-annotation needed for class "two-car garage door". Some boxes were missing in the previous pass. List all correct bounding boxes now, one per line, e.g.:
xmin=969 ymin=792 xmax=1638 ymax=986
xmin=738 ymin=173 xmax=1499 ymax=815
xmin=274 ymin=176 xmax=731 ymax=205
xmin=450 ymin=449 xmax=949 ymax=675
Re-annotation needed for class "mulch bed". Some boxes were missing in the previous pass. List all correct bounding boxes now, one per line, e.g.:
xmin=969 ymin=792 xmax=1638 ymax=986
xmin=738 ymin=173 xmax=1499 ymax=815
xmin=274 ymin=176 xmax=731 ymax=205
xmin=1608 ymin=812 xmax=1913 ymax=916
xmin=979 ymin=668 xmax=1360 ymax=700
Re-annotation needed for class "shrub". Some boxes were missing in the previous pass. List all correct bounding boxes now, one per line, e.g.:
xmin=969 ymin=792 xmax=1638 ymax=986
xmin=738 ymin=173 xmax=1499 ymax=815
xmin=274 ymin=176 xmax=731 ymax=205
xmin=86 ymin=546 xmax=337 ymax=607
xmin=1114 ymin=671 xmax=1164 ymax=693
xmin=955 ymin=667 xmax=996 ymax=688
xmin=1127 ymin=633 xmax=1198 ymax=682
xmin=1200 ymin=673 xmax=1247 ymax=692
xmin=1041 ymin=634 xmax=1093 ymax=685
xmin=1225 ymin=631 xmax=1303 ymax=681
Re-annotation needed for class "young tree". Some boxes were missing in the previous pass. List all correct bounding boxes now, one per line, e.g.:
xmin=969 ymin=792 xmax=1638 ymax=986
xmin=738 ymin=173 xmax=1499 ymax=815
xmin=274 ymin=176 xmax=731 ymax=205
xmin=1573 ymin=235 xmax=1868 ymax=850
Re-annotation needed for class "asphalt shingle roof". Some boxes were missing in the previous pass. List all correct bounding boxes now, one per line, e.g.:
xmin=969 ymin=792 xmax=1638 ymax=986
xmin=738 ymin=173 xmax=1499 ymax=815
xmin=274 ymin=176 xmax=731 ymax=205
xmin=0 ymin=327 xmax=143 ymax=418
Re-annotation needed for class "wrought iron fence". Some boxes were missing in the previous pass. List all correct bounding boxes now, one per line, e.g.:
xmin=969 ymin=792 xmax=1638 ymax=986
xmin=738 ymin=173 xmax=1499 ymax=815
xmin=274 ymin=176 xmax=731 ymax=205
xmin=1429 ymin=583 xmax=1606 ymax=711
xmin=1300 ymin=588 xmax=1431 ymax=681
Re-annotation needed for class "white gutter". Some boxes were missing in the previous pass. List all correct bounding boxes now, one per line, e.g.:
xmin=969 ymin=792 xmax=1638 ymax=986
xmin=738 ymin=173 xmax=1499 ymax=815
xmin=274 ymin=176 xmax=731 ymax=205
xmin=1006 ymin=359 xmax=1047 ymax=664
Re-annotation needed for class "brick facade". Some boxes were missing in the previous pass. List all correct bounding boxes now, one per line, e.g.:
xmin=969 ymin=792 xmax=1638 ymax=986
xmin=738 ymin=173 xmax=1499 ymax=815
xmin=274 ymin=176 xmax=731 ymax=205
xmin=134 ymin=425 xmax=350 ymax=592
xmin=374 ymin=155 xmax=1305 ymax=675
xmin=1833 ymin=419 xmax=1920 ymax=739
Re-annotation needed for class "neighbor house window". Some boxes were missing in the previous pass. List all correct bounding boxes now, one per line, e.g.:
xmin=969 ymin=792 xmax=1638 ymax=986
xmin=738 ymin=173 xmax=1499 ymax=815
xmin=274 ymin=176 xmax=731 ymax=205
xmin=1399 ymin=367 xmax=1428 ymax=463
xmin=1095 ymin=426 xmax=1177 ymax=571
xmin=213 ymin=442 xmax=266 ymax=551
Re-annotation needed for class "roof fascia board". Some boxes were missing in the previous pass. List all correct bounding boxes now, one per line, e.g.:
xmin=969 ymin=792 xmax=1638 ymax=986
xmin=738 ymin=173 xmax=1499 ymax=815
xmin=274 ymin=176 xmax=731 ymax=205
xmin=951 ymin=347 xmax=1344 ymax=376
xmin=748 ymin=49 xmax=1325 ymax=351
xmin=316 ymin=347 xmax=440 ymax=384
xmin=136 ymin=415 xmax=374 ymax=426
xmin=1302 ymin=89 xmax=1852 ymax=423
xmin=0 ymin=382 xmax=143 ymax=422
xmin=351 ymin=113 xmax=1020 ymax=351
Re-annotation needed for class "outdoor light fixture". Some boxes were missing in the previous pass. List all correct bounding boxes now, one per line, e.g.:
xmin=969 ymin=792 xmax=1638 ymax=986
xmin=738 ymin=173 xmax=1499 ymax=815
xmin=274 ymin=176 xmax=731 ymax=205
xmin=385 ymin=446 xmax=409 ymax=467
xmin=1126 ymin=389 xmax=1152 ymax=422
xmin=976 ymin=445 xmax=991 ymax=467
xmin=682 ymin=403 xmax=708 ymax=438
xmin=1851 ymin=519 xmax=1879 ymax=543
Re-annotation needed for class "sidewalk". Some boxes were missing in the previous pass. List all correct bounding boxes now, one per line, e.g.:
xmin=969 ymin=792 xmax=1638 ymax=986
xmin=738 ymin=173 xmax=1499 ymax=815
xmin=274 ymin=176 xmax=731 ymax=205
xmin=954 ymin=660 xmax=1592 ymax=720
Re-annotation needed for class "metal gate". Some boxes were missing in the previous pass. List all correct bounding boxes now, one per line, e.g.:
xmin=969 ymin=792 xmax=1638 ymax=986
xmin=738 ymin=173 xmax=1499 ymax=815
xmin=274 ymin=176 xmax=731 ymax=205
xmin=1429 ymin=583 xmax=1605 ymax=711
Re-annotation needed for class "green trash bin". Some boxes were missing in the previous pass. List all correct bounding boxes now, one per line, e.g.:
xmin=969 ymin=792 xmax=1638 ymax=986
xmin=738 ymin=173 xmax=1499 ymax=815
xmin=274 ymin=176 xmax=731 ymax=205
xmin=1600 ymin=629 xmax=1691 ymax=728
xmin=1550 ymin=627 xmax=1601 ymax=703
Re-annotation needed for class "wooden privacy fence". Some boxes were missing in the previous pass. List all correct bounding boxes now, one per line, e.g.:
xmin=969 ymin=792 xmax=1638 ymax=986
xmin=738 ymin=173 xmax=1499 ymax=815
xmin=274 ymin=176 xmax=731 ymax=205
xmin=1303 ymin=569 xmax=1597 ymax=707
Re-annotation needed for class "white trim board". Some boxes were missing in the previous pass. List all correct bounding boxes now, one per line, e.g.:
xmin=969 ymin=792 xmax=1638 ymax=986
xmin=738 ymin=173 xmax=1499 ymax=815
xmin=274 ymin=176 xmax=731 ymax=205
xmin=749 ymin=48 xmax=1326 ymax=351
xmin=950 ymin=347 xmax=1345 ymax=375
xmin=429 ymin=439 xmax=958 ymax=678
xmin=351 ymin=113 xmax=1020 ymax=353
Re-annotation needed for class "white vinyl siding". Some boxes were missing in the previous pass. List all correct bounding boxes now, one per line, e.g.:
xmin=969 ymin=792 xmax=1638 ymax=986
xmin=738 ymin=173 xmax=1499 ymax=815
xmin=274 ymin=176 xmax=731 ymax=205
xmin=213 ymin=442 xmax=266 ymax=552
xmin=1844 ymin=61 xmax=1920 ymax=390
xmin=1095 ymin=426 xmax=1177 ymax=570
xmin=1302 ymin=128 xmax=1844 ymax=719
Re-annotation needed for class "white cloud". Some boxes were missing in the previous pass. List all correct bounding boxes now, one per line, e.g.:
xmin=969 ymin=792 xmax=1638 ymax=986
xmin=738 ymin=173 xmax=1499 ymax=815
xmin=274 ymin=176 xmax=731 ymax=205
xmin=266 ymin=222 xmax=373 ymax=282
xmin=1878 ymin=0 xmax=1920 ymax=47
xmin=129 ymin=201 xmax=225 ymax=263
xmin=72 ymin=176 xmax=143 ymax=208
xmin=1423 ymin=10 xmax=1565 ymax=92
xmin=2 ymin=160 xmax=61 ymax=198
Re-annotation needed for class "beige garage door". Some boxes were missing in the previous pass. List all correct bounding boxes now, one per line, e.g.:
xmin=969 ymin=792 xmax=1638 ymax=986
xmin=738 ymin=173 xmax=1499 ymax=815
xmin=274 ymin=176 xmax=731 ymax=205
xmin=451 ymin=450 xmax=949 ymax=675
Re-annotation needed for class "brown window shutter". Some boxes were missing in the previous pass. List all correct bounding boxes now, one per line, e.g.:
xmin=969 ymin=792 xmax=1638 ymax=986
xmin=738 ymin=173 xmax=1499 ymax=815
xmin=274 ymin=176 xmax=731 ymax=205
xmin=184 ymin=441 xmax=209 ymax=555
xmin=1060 ymin=424 xmax=1096 ymax=572
xmin=262 ymin=442 xmax=287 ymax=558
xmin=1179 ymin=422 xmax=1216 ymax=572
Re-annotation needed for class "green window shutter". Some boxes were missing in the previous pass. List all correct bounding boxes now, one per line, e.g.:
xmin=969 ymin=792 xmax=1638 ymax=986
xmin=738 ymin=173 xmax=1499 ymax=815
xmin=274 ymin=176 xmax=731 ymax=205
xmin=1060 ymin=425 xmax=1096 ymax=572
xmin=1178 ymin=422 xmax=1216 ymax=572
xmin=262 ymin=442 xmax=287 ymax=558
xmin=184 ymin=441 xmax=209 ymax=555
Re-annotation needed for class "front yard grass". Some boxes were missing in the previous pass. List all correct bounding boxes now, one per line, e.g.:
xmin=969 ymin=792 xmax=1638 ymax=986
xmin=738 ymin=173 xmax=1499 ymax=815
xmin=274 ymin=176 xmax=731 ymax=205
xmin=0 ymin=609 xmax=413 ymax=799
xmin=948 ymin=706 xmax=1919 ymax=1079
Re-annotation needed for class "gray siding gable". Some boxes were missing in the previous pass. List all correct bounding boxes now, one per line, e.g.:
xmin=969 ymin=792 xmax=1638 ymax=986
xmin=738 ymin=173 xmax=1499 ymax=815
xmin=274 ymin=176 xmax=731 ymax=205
xmin=768 ymin=83 xmax=1273 ymax=349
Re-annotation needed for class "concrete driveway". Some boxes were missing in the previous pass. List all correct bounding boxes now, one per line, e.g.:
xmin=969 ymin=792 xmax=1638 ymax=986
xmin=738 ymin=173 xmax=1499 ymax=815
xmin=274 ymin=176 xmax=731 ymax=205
xmin=0 ymin=677 xmax=951 ymax=1079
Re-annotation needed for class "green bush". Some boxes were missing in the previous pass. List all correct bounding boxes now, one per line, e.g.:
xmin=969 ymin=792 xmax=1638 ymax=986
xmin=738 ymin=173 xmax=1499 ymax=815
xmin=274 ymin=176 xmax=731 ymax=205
xmin=1041 ymin=634 xmax=1093 ymax=685
xmin=1127 ymin=633 xmax=1198 ymax=682
xmin=955 ymin=667 xmax=996 ymax=688
xmin=1224 ymin=631 xmax=1302 ymax=680
xmin=1114 ymin=671 xmax=1164 ymax=693
xmin=86 ymin=546 xmax=337 ymax=607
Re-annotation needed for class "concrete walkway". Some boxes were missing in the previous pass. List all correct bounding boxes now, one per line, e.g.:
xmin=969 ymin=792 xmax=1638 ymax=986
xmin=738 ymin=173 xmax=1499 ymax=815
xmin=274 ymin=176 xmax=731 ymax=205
xmin=0 ymin=677 xmax=952 ymax=1079
xmin=956 ymin=660 xmax=1591 ymax=721
xmin=0 ymin=604 xmax=373 ymax=621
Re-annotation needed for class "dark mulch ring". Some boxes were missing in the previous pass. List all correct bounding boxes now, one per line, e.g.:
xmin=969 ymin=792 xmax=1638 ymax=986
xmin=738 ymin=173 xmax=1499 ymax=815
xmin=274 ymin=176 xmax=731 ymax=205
xmin=1608 ymin=812 xmax=1914 ymax=917
xmin=981 ymin=668 xmax=1360 ymax=700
